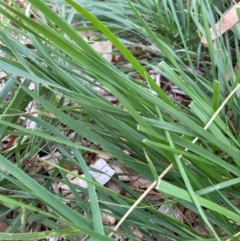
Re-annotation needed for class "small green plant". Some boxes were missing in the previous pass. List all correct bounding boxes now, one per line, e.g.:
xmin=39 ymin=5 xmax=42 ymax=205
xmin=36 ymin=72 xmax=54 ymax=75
xmin=0 ymin=0 xmax=239 ymax=240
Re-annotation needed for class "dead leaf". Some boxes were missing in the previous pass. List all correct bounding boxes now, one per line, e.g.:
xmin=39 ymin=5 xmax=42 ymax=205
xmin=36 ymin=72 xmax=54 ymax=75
xmin=158 ymin=205 xmax=183 ymax=223
xmin=79 ymin=158 xmax=115 ymax=188
xmin=0 ymin=71 xmax=6 ymax=79
xmin=110 ymin=165 xmax=131 ymax=182
xmin=130 ymin=226 xmax=143 ymax=239
xmin=106 ymin=180 xmax=124 ymax=195
xmin=131 ymin=177 xmax=152 ymax=189
xmin=0 ymin=220 xmax=8 ymax=232
xmin=57 ymin=170 xmax=79 ymax=194
xmin=201 ymin=3 xmax=240 ymax=47
xmin=101 ymin=209 xmax=116 ymax=225
xmin=184 ymin=209 xmax=196 ymax=225
xmin=41 ymin=151 xmax=62 ymax=175
xmin=92 ymin=40 xmax=113 ymax=62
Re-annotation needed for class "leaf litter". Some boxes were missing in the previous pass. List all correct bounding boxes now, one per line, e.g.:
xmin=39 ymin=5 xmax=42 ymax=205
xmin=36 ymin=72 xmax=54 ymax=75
xmin=1 ymin=1 xmax=239 ymax=240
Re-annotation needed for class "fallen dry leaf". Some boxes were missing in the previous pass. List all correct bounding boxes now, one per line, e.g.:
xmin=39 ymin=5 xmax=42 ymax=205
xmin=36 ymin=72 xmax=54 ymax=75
xmin=158 ymin=205 xmax=183 ymax=223
xmin=130 ymin=226 xmax=143 ymax=239
xmin=92 ymin=40 xmax=113 ymax=62
xmin=184 ymin=209 xmax=197 ymax=225
xmin=131 ymin=177 xmax=152 ymax=189
xmin=201 ymin=3 xmax=240 ymax=47
xmin=0 ymin=71 xmax=7 ymax=79
xmin=110 ymin=164 xmax=131 ymax=182
xmin=57 ymin=170 xmax=79 ymax=194
xmin=101 ymin=209 xmax=116 ymax=225
xmin=0 ymin=220 xmax=8 ymax=232
xmin=79 ymin=158 xmax=115 ymax=188
xmin=106 ymin=180 xmax=124 ymax=195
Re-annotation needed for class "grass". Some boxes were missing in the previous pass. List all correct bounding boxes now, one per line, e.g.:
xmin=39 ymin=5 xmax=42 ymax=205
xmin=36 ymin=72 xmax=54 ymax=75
xmin=0 ymin=0 xmax=240 ymax=240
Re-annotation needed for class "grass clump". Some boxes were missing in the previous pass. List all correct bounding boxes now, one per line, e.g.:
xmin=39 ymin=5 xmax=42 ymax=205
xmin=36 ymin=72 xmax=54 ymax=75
xmin=0 ymin=0 xmax=240 ymax=240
